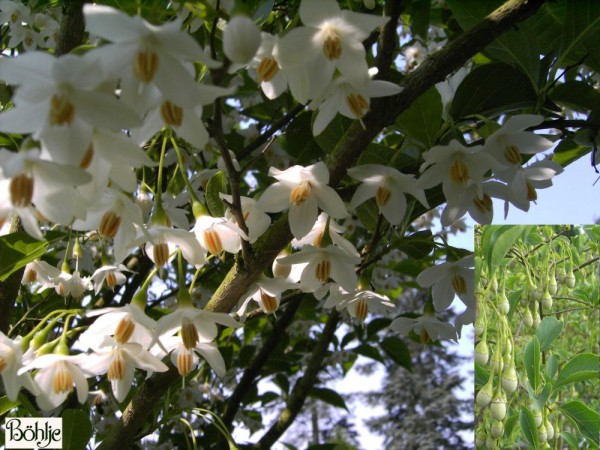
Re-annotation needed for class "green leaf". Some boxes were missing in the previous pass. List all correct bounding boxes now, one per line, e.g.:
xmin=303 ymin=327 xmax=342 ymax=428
xmin=504 ymin=413 xmax=519 ymax=439
xmin=352 ymin=343 xmax=384 ymax=363
xmin=396 ymin=87 xmax=442 ymax=147
xmin=535 ymin=317 xmax=563 ymax=352
xmin=450 ymin=64 xmax=537 ymax=119
xmin=553 ymin=353 xmax=600 ymax=391
xmin=546 ymin=354 xmax=559 ymax=380
xmin=560 ymin=431 xmax=581 ymax=449
xmin=285 ymin=111 xmax=325 ymax=164
xmin=553 ymin=137 xmax=592 ymax=168
xmin=397 ymin=230 xmax=435 ymax=259
xmin=309 ymin=387 xmax=348 ymax=411
xmin=560 ymin=0 xmax=600 ymax=72
xmin=62 ymin=409 xmax=93 ymax=450
xmin=475 ymin=362 xmax=489 ymax=389
xmin=0 ymin=232 xmax=49 ymax=282
xmin=519 ymin=405 xmax=539 ymax=449
xmin=205 ymin=171 xmax=228 ymax=217
xmin=533 ymin=382 xmax=552 ymax=412
xmin=380 ymin=336 xmax=412 ymax=371
xmin=559 ymin=400 xmax=600 ymax=446
xmin=484 ymin=225 xmax=525 ymax=276
xmin=0 ymin=396 xmax=19 ymax=415
xmin=314 ymin=113 xmax=353 ymax=155
xmin=550 ymin=80 xmax=600 ymax=112
xmin=524 ymin=335 xmax=541 ymax=393
xmin=355 ymin=199 xmax=379 ymax=231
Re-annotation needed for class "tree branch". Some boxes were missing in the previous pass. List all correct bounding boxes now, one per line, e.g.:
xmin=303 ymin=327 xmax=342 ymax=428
xmin=250 ymin=310 xmax=340 ymax=449
xmin=55 ymin=0 xmax=88 ymax=57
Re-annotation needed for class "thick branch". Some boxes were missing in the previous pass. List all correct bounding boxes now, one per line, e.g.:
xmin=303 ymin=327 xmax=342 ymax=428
xmin=98 ymin=1 xmax=549 ymax=447
xmin=55 ymin=0 xmax=88 ymax=56
xmin=251 ymin=310 xmax=340 ymax=449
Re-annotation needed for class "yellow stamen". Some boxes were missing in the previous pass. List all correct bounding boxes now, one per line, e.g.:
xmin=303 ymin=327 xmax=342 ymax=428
xmin=260 ymin=289 xmax=278 ymax=314
xmin=452 ymin=274 xmax=467 ymax=295
xmin=375 ymin=182 xmax=392 ymax=208
xmin=114 ymin=316 xmax=135 ymax=345
xmin=10 ymin=174 xmax=34 ymax=207
xmin=473 ymin=193 xmax=493 ymax=213
xmin=49 ymin=95 xmax=75 ymax=126
xmin=99 ymin=211 xmax=121 ymax=239
xmin=0 ymin=357 xmax=7 ymax=373
xmin=290 ymin=181 xmax=311 ymax=206
xmin=449 ymin=159 xmax=469 ymax=185
xmin=105 ymin=272 xmax=118 ymax=290
xmin=322 ymin=27 xmax=342 ymax=60
xmin=203 ymin=229 xmax=223 ymax=255
xmin=526 ymin=182 xmax=537 ymax=201
xmin=354 ymin=298 xmax=368 ymax=322
xmin=313 ymin=230 xmax=324 ymax=248
xmin=257 ymin=56 xmax=279 ymax=82
xmin=177 ymin=348 xmax=194 ymax=376
xmin=180 ymin=318 xmax=199 ymax=350
xmin=160 ymin=101 xmax=183 ymax=127
xmin=504 ymin=144 xmax=522 ymax=165
xmin=346 ymin=93 xmax=369 ymax=119
xmin=107 ymin=349 xmax=125 ymax=380
xmin=153 ymin=242 xmax=170 ymax=268
xmin=52 ymin=361 xmax=73 ymax=394
xmin=133 ymin=50 xmax=159 ymax=83
xmin=80 ymin=145 xmax=94 ymax=169
xmin=315 ymin=258 xmax=331 ymax=284
xmin=420 ymin=328 xmax=431 ymax=345
xmin=23 ymin=266 xmax=37 ymax=284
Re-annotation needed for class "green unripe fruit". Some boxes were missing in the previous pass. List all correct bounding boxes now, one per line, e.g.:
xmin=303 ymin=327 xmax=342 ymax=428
xmin=545 ymin=418 xmax=554 ymax=440
xmin=541 ymin=290 xmax=553 ymax=310
xmin=490 ymin=393 xmax=507 ymax=421
xmin=557 ymin=267 xmax=566 ymax=283
xmin=523 ymin=306 xmax=533 ymax=327
xmin=475 ymin=429 xmax=486 ymax=447
xmin=538 ymin=423 xmax=547 ymax=443
xmin=532 ymin=306 xmax=541 ymax=328
xmin=491 ymin=419 xmax=504 ymax=439
xmin=547 ymin=276 xmax=557 ymax=295
xmin=476 ymin=377 xmax=494 ymax=408
xmin=475 ymin=315 xmax=485 ymax=337
xmin=490 ymin=351 xmax=503 ymax=372
xmin=533 ymin=409 xmax=543 ymax=427
xmin=498 ymin=293 xmax=510 ymax=315
xmin=501 ymin=364 xmax=518 ymax=394
xmin=475 ymin=340 xmax=489 ymax=365
xmin=565 ymin=270 xmax=575 ymax=288
xmin=485 ymin=436 xmax=497 ymax=450
xmin=490 ymin=276 xmax=498 ymax=292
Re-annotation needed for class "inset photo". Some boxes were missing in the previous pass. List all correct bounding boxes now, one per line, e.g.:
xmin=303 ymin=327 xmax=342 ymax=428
xmin=475 ymin=225 xmax=599 ymax=449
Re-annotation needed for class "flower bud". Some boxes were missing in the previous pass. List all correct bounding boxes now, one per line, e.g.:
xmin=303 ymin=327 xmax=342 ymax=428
xmin=475 ymin=315 xmax=485 ymax=337
xmin=545 ymin=418 xmax=554 ymax=440
xmin=476 ymin=378 xmax=494 ymax=408
xmin=565 ymin=270 xmax=575 ymax=289
xmin=223 ymin=16 xmax=261 ymax=64
xmin=541 ymin=290 xmax=552 ymax=310
xmin=556 ymin=267 xmax=566 ymax=283
xmin=523 ymin=306 xmax=533 ymax=327
xmin=485 ymin=436 xmax=497 ymax=450
xmin=475 ymin=429 xmax=486 ymax=447
xmin=475 ymin=340 xmax=489 ymax=365
xmin=501 ymin=364 xmax=518 ymax=394
xmin=498 ymin=292 xmax=510 ymax=315
xmin=533 ymin=409 xmax=543 ymax=427
xmin=547 ymin=275 xmax=557 ymax=295
xmin=491 ymin=419 xmax=504 ymax=439
xmin=532 ymin=306 xmax=541 ymax=328
xmin=538 ymin=423 xmax=547 ymax=443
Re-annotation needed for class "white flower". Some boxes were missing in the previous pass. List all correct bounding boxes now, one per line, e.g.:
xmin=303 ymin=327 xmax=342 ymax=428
xmin=21 ymin=260 xmax=61 ymax=289
xmin=484 ymin=115 xmax=554 ymax=168
xmin=403 ymin=40 xmax=427 ymax=68
xmin=221 ymin=194 xmax=271 ymax=243
xmin=20 ymin=353 xmax=89 ymax=411
xmin=276 ymin=0 xmax=388 ymax=98
xmin=83 ymin=4 xmax=219 ymax=110
xmin=292 ymin=212 xmax=359 ymax=258
xmin=236 ymin=276 xmax=296 ymax=316
xmin=80 ymin=337 xmax=168 ymax=402
xmin=192 ymin=214 xmax=248 ymax=257
xmin=440 ymin=180 xmax=507 ymax=226
xmin=435 ymin=67 xmax=468 ymax=120
xmin=0 ymin=1 xmax=30 ymax=26
xmin=0 ymin=333 xmax=40 ymax=401
xmin=324 ymin=286 xmax=394 ymax=322
xmin=52 ymin=270 xmax=91 ymax=299
xmin=391 ymin=314 xmax=457 ymax=342
xmin=278 ymin=244 xmax=360 ymax=293
xmin=223 ymin=15 xmax=261 ymax=65
xmin=310 ymin=76 xmax=402 ymax=135
xmin=416 ymin=255 xmax=474 ymax=312
xmin=348 ymin=164 xmax=429 ymax=225
xmin=135 ymin=225 xmax=205 ymax=268
xmin=90 ymin=264 xmax=131 ymax=294
xmin=256 ymin=162 xmax=347 ymax=239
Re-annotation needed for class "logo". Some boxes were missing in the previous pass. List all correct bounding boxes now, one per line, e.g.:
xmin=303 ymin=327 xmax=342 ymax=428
xmin=4 ymin=418 xmax=62 ymax=449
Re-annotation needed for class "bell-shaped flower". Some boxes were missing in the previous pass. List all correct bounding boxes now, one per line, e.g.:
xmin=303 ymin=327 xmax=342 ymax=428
xmin=416 ymin=254 xmax=474 ymax=312
xmin=76 ymin=303 xmax=157 ymax=351
xmin=52 ymin=269 xmax=91 ymax=299
xmin=20 ymin=352 xmax=89 ymax=411
xmin=483 ymin=115 xmax=554 ymax=168
xmin=391 ymin=314 xmax=457 ymax=342
xmin=236 ymin=276 xmax=297 ymax=316
xmin=72 ymin=188 xmax=144 ymax=263
xmin=348 ymin=164 xmax=429 ymax=225
xmin=0 ymin=332 xmax=40 ymax=401
xmin=292 ymin=212 xmax=358 ymax=258
xmin=496 ymin=159 xmax=563 ymax=213
xmin=309 ymin=76 xmax=402 ymax=135
xmin=0 ymin=147 xmax=91 ymax=239
xmin=0 ymin=1 xmax=31 ymax=27
xmin=134 ymin=223 xmax=205 ymax=268
xmin=277 ymin=244 xmax=360 ymax=293
xmin=192 ymin=214 xmax=248 ymax=258
xmin=21 ymin=260 xmax=61 ymax=290
xmin=223 ymin=15 xmax=261 ymax=65
xmin=83 ymin=4 xmax=219 ymax=111
xmin=256 ymin=162 xmax=347 ymax=239
xmin=221 ymin=194 xmax=271 ymax=243
xmin=90 ymin=264 xmax=131 ymax=294
xmin=276 ymin=0 xmax=388 ymax=98
xmin=79 ymin=337 xmax=168 ymax=402
xmin=0 ymin=52 xmax=142 ymax=160
xmin=324 ymin=286 xmax=394 ymax=322
xmin=440 ymin=179 xmax=507 ymax=226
